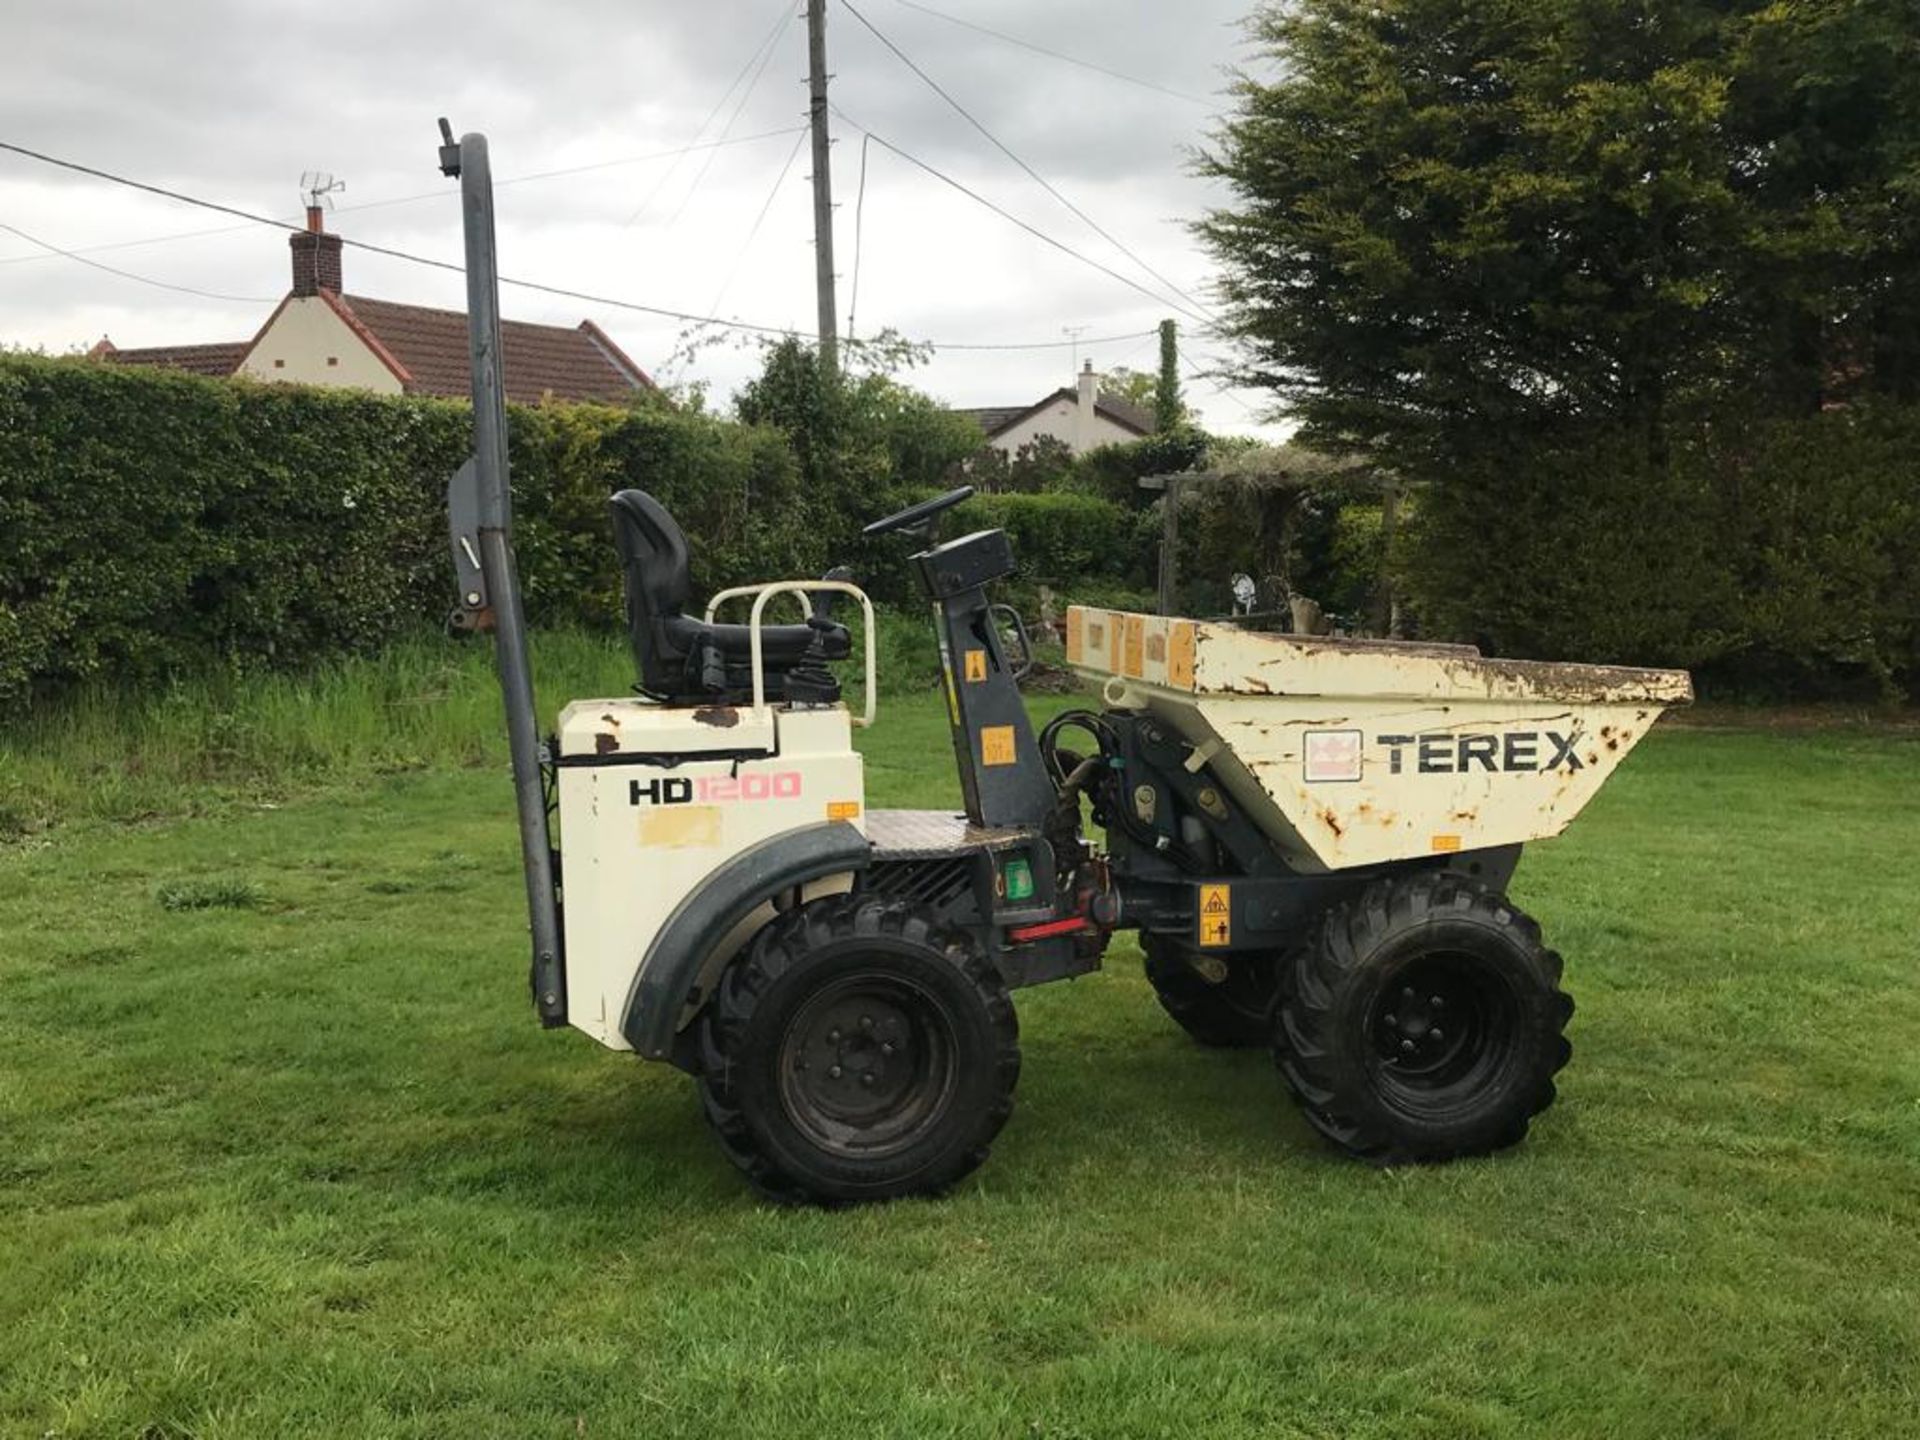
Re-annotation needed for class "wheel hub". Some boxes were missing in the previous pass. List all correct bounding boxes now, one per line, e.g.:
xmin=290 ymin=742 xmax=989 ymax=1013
xmin=790 ymin=996 xmax=917 ymax=1120
xmin=1368 ymin=952 xmax=1511 ymax=1091
xmin=776 ymin=971 xmax=958 ymax=1158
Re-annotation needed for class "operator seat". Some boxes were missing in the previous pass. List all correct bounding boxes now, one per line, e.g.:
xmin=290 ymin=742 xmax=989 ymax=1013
xmin=608 ymin=489 xmax=850 ymax=705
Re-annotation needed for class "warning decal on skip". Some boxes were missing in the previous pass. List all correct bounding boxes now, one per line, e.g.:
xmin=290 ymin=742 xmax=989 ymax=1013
xmin=1198 ymin=883 xmax=1231 ymax=947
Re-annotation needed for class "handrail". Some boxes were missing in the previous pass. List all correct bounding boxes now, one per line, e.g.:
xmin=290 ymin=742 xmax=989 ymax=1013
xmin=704 ymin=580 xmax=879 ymax=728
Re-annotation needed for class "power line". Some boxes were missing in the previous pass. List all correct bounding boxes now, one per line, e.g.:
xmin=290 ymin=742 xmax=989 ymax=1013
xmin=0 ymin=127 xmax=814 ymax=270
xmin=0 ymin=137 xmax=1160 ymax=354
xmin=649 ymin=2 xmax=798 ymax=230
xmin=888 ymin=0 xmax=1214 ymax=106
xmin=847 ymin=132 xmax=872 ymax=341
xmin=707 ymin=127 xmax=810 ymax=315
xmin=839 ymin=0 xmax=1217 ymax=326
xmin=831 ymin=108 xmax=1208 ymax=327
xmin=0 ymin=220 xmax=276 ymax=303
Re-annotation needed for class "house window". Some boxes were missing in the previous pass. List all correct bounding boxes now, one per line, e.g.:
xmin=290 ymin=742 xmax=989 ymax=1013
xmin=327 ymin=356 xmax=339 ymax=367
xmin=273 ymin=359 xmax=285 ymax=369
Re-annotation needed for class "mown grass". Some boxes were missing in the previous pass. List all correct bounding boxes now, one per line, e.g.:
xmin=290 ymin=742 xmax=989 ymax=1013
xmin=1 ymin=642 xmax=1917 ymax=1438
xmin=0 ymin=613 xmax=952 ymax=841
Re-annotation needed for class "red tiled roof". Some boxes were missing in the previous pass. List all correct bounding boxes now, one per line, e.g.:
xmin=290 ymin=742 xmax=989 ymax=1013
xmin=98 ymin=340 xmax=248 ymax=377
xmin=340 ymin=295 xmax=652 ymax=405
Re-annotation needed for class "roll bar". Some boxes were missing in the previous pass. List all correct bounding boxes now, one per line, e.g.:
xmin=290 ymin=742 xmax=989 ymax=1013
xmin=705 ymin=580 xmax=879 ymax=727
xmin=438 ymin=121 xmax=566 ymax=1028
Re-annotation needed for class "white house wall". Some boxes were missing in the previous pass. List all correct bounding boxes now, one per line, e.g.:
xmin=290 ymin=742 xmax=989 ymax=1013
xmin=989 ymin=400 xmax=1141 ymax=458
xmin=236 ymin=297 xmax=403 ymax=394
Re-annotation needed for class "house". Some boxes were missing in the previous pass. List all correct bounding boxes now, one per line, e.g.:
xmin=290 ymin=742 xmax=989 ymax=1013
xmin=91 ymin=208 xmax=652 ymax=406
xmin=957 ymin=361 xmax=1154 ymax=457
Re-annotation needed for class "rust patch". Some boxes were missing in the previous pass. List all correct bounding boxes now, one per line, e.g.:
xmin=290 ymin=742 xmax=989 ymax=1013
xmin=594 ymin=732 xmax=619 ymax=755
xmin=1145 ymin=632 xmax=1167 ymax=665
xmin=691 ymin=706 xmax=740 ymax=728
xmin=1066 ymin=607 xmax=1085 ymax=664
xmin=1318 ymin=807 xmax=1345 ymax=839
xmin=600 ymin=712 xmax=619 ymax=725
xmin=1121 ymin=614 xmax=1145 ymax=677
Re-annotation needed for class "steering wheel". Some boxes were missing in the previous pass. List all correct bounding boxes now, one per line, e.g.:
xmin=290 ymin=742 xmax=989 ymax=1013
xmin=861 ymin=484 xmax=976 ymax=538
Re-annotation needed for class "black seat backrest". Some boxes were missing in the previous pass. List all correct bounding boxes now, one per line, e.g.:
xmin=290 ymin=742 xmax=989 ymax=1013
xmin=609 ymin=489 xmax=693 ymax=693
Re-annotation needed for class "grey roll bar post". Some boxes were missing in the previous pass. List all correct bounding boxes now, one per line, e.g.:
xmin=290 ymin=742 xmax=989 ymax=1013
xmin=438 ymin=120 xmax=566 ymax=1026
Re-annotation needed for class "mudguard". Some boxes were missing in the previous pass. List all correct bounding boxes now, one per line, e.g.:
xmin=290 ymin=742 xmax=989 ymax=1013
xmin=621 ymin=821 xmax=871 ymax=1060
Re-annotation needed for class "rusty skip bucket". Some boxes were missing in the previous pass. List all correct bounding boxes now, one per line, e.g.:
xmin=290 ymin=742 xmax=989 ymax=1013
xmin=1066 ymin=607 xmax=1693 ymax=873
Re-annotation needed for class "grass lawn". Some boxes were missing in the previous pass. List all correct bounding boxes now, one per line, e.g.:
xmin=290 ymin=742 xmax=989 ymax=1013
xmin=2 ymin=672 xmax=1917 ymax=1438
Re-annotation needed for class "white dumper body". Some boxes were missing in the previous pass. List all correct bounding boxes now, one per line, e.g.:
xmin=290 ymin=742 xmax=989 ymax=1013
xmin=1067 ymin=607 xmax=1693 ymax=873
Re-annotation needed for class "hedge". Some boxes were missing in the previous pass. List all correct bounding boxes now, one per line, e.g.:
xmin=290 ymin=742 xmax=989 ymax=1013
xmin=0 ymin=355 xmax=815 ymax=704
xmin=1400 ymin=404 xmax=1920 ymax=698
xmin=0 ymin=355 xmax=1153 ymax=705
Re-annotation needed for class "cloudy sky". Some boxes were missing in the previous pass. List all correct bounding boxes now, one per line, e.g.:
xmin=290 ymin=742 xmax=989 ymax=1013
xmin=0 ymin=0 xmax=1279 ymax=435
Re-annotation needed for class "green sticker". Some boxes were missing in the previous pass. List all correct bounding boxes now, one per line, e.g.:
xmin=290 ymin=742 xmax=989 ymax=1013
xmin=1004 ymin=856 xmax=1034 ymax=902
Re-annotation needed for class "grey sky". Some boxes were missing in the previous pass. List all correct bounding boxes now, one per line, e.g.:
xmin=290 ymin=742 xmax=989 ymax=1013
xmin=0 ymin=0 xmax=1277 ymax=434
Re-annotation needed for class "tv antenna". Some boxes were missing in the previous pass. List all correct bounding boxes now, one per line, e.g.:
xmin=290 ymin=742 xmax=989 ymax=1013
xmin=1062 ymin=324 xmax=1091 ymax=376
xmin=300 ymin=170 xmax=347 ymax=214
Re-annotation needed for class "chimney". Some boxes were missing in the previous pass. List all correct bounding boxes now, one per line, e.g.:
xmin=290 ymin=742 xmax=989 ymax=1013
xmin=289 ymin=206 xmax=343 ymax=296
xmin=1075 ymin=359 xmax=1098 ymax=453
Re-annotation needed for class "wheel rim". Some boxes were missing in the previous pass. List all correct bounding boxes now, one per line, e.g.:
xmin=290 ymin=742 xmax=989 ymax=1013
xmin=1367 ymin=950 xmax=1521 ymax=1114
xmin=776 ymin=970 xmax=960 ymax=1159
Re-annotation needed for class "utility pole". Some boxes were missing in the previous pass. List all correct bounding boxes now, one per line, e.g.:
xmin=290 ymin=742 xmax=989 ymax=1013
xmin=806 ymin=0 xmax=839 ymax=376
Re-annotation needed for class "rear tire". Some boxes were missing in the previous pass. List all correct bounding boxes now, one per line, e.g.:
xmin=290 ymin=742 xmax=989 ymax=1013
xmin=697 ymin=896 xmax=1020 ymax=1205
xmin=1274 ymin=873 xmax=1572 ymax=1164
xmin=1141 ymin=932 xmax=1281 ymax=1048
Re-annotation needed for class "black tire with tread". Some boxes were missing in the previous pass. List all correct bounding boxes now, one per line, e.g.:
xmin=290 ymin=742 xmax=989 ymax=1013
xmin=1141 ymin=932 xmax=1281 ymax=1048
xmin=696 ymin=896 xmax=1020 ymax=1205
xmin=1274 ymin=872 xmax=1572 ymax=1164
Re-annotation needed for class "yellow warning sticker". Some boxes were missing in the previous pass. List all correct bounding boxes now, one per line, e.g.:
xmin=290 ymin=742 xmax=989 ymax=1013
xmin=1430 ymin=834 xmax=1463 ymax=853
xmin=981 ymin=725 xmax=1017 ymax=767
xmin=964 ymin=648 xmax=988 ymax=683
xmin=1198 ymin=882 xmax=1232 ymax=947
xmin=1169 ymin=621 xmax=1196 ymax=690
xmin=827 ymin=800 xmax=861 ymax=821
xmin=1121 ymin=613 xmax=1145 ymax=677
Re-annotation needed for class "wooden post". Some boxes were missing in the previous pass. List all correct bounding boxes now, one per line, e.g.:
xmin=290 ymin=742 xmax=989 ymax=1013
xmin=1159 ymin=475 xmax=1183 ymax=616
xmin=806 ymin=0 xmax=838 ymax=376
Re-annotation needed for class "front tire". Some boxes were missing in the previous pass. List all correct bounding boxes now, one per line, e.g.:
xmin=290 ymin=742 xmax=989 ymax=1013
xmin=697 ymin=897 xmax=1020 ymax=1204
xmin=1274 ymin=873 xmax=1572 ymax=1164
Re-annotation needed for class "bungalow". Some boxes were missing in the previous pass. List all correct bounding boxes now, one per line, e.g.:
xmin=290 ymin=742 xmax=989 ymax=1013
xmin=957 ymin=361 xmax=1154 ymax=457
xmin=91 ymin=208 xmax=651 ymax=406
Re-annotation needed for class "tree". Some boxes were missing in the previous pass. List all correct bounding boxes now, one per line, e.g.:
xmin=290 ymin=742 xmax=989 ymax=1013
xmin=1154 ymin=319 xmax=1184 ymax=433
xmin=1096 ymin=366 xmax=1158 ymax=411
xmin=732 ymin=337 xmax=984 ymax=594
xmin=1195 ymin=0 xmax=1920 ymax=468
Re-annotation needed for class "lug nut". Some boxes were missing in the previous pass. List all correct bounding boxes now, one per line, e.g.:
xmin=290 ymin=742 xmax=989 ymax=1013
xmin=828 ymin=1065 xmax=843 ymax=1079
xmin=881 ymin=1042 xmax=895 ymax=1056
xmin=828 ymin=1028 xmax=841 ymax=1043
xmin=1430 ymin=995 xmax=1445 ymax=1009
xmin=1402 ymin=987 xmax=1416 ymax=1003
xmin=1400 ymin=1039 xmax=1415 ymax=1054
xmin=861 ymin=1072 xmax=875 ymax=1087
xmin=1429 ymin=1028 xmax=1443 ymax=1042
xmin=1384 ymin=1014 xmax=1398 ymax=1028
xmin=860 ymin=1016 xmax=874 ymax=1031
